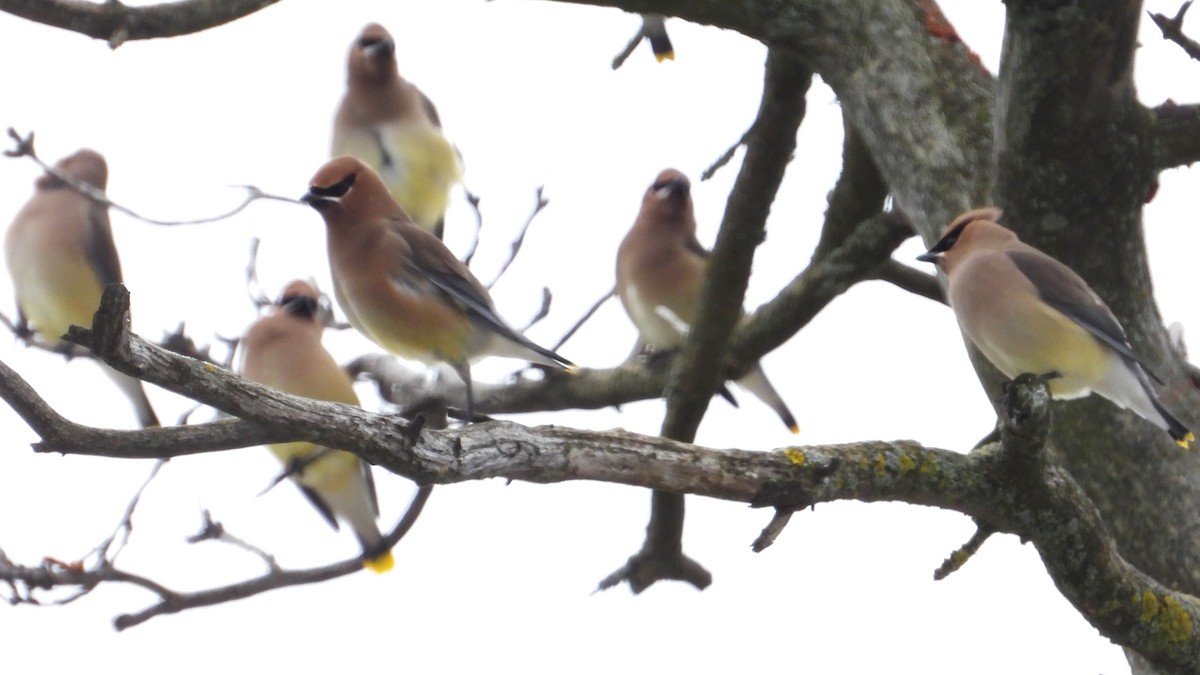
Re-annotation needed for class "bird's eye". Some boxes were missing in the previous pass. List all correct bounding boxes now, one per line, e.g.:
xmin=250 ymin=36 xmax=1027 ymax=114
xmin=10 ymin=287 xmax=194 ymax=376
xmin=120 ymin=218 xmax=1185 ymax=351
xmin=279 ymin=294 xmax=320 ymax=318
xmin=358 ymin=36 xmax=382 ymax=48
xmin=310 ymin=172 xmax=356 ymax=199
xmin=932 ymin=220 xmax=969 ymax=253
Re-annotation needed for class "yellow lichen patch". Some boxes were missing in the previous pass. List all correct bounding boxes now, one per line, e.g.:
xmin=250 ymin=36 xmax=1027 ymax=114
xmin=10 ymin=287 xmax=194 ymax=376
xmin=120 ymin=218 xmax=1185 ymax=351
xmin=783 ymin=448 xmax=807 ymax=466
xmin=918 ymin=455 xmax=939 ymax=476
xmin=897 ymin=454 xmax=917 ymax=474
xmin=1138 ymin=592 xmax=1194 ymax=644
xmin=875 ymin=452 xmax=887 ymax=477
xmin=1141 ymin=591 xmax=1161 ymax=623
xmin=1160 ymin=595 xmax=1194 ymax=643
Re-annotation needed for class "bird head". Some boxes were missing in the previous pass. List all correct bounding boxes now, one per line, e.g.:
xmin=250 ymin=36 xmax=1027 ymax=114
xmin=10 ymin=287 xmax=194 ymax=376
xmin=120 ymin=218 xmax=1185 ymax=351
xmin=302 ymin=156 xmax=409 ymax=228
xmin=636 ymin=168 xmax=695 ymax=234
xmin=276 ymin=280 xmax=334 ymax=327
xmin=648 ymin=168 xmax=690 ymax=202
xmin=348 ymin=23 xmax=397 ymax=82
xmin=38 ymin=148 xmax=108 ymax=191
xmin=917 ymin=207 xmax=1007 ymax=270
xmin=301 ymin=156 xmax=362 ymax=211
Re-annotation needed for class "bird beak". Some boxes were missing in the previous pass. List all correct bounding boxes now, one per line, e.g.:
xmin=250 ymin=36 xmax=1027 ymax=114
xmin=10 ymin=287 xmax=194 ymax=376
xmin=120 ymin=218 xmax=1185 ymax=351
xmin=365 ymin=37 xmax=395 ymax=60
xmin=654 ymin=179 xmax=687 ymax=199
xmin=300 ymin=190 xmax=333 ymax=207
xmin=916 ymin=250 xmax=940 ymax=263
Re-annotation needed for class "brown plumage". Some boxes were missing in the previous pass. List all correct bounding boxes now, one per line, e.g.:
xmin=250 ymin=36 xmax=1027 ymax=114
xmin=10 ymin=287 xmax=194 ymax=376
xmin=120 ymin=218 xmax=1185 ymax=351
xmin=918 ymin=207 xmax=1192 ymax=446
xmin=301 ymin=156 xmax=572 ymax=419
xmin=615 ymin=168 xmax=798 ymax=433
xmin=239 ymin=280 xmax=393 ymax=573
xmin=4 ymin=149 xmax=158 ymax=427
xmin=332 ymin=22 xmax=461 ymax=239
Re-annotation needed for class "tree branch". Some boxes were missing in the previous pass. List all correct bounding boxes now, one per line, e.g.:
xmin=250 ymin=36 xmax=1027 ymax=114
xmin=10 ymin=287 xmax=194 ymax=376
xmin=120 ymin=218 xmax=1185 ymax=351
xmin=1149 ymin=1 xmax=1200 ymax=63
xmin=0 ymin=0 xmax=282 ymax=48
xmin=15 ymin=307 xmax=1200 ymax=668
xmin=869 ymin=260 xmax=946 ymax=304
xmin=1152 ymin=102 xmax=1200 ymax=170
xmin=599 ymin=49 xmax=813 ymax=594
xmin=732 ymin=210 xmax=915 ymax=366
xmin=812 ymin=116 xmax=889 ymax=260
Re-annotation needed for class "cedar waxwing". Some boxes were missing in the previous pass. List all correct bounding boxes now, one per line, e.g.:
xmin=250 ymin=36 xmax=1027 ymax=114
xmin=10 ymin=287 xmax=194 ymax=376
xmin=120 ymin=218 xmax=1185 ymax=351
xmin=615 ymin=169 xmax=798 ymax=434
xmin=641 ymin=14 xmax=675 ymax=62
xmin=300 ymin=156 xmax=573 ymax=419
xmin=918 ymin=207 xmax=1193 ymax=447
xmin=332 ymin=22 xmax=462 ymax=239
xmin=3 ymin=149 xmax=158 ymax=428
xmin=240 ymin=280 xmax=394 ymax=573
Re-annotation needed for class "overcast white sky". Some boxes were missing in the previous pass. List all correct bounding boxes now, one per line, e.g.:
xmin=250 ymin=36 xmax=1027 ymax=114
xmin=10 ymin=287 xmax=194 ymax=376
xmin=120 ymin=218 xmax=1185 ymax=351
xmin=0 ymin=1 xmax=1197 ymax=673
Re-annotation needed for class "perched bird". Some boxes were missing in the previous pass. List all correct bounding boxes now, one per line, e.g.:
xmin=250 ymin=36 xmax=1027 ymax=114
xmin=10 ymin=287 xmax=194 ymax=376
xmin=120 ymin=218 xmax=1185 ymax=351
xmin=4 ymin=149 xmax=158 ymax=428
xmin=332 ymin=22 xmax=462 ymax=239
xmin=300 ymin=156 xmax=573 ymax=419
xmin=615 ymin=168 xmax=798 ymax=434
xmin=641 ymin=14 xmax=675 ymax=62
xmin=240 ymin=280 xmax=394 ymax=573
xmin=918 ymin=207 xmax=1193 ymax=447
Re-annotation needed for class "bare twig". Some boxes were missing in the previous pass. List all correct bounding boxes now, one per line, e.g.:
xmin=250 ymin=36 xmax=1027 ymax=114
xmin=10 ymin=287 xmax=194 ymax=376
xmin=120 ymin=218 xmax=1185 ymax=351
xmin=934 ymin=522 xmax=997 ymax=580
xmin=95 ymin=459 xmax=169 ymax=564
xmin=158 ymin=323 xmax=219 ymax=365
xmin=750 ymin=508 xmax=793 ymax=552
xmin=461 ymin=190 xmax=484 ymax=267
xmin=256 ymin=447 xmax=338 ymax=497
xmin=552 ymin=288 xmax=614 ymax=352
xmin=5 ymin=129 xmax=297 ymax=226
xmin=610 ymin=22 xmax=644 ymax=70
xmin=520 ymin=287 xmax=554 ymax=333
xmin=0 ymin=307 xmax=92 ymax=359
xmin=486 ymin=186 xmax=549 ymax=290
xmin=114 ymin=484 xmax=432 ymax=630
xmin=1150 ymin=2 xmax=1200 ymax=62
xmin=187 ymin=509 xmax=280 ymax=571
xmin=244 ymin=237 xmax=271 ymax=310
xmin=701 ymin=127 xmax=753 ymax=181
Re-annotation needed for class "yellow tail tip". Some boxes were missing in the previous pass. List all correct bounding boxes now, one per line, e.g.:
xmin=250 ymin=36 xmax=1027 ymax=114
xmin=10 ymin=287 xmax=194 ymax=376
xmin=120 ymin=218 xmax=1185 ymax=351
xmin=788 ymin=423 xmax=800 ymax=435
xmin=363 ymin=550 xmax=395 ymax=574
xmin=654 ymin=51 xmax=676 ymax=63
xmin=1176 ymin=432 xmax=1195 ymax=450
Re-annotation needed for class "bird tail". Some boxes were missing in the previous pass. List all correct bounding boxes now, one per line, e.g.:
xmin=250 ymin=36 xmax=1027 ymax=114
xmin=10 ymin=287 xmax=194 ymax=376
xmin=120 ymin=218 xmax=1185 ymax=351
xmin=735 ymin=363 xmax=799 ymax=434
xmin=363 ymin=549 xmax=395 ymax=574
xmin=641 ymin=14 xmax=675 ymax=62
xmin=488 ymin=331 xmax=575 ymax=372
xmin=102 ymin=364 xmax=159 ymax=427
xmin=1100 ymin=359 xmax=1193 ymax=448
xmin=1149 ymin=393 xmax=1194 ymax=449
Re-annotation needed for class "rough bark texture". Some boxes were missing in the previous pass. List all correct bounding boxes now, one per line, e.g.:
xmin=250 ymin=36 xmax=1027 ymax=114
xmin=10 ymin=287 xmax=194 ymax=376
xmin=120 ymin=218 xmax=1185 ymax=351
xmin=0 ymin=0 xmax=280 ymax=47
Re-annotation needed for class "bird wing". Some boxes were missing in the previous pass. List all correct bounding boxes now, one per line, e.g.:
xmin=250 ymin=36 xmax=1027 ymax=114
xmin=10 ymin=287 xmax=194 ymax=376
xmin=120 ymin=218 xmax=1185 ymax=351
xmin=84 ymin=201 xmax=122 ymax=287
xmin=362 ymin=460 xmax=380 ymax=518
xmin=685 ymin=233 xmax=710 ymax=260
xmin=416 ymin=87 xmax=443 ymax=128
xmin=298 ymin=484 xmax=340 ymax=531
xmin=1008 ymin=249 xmax=1163 ymax=384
